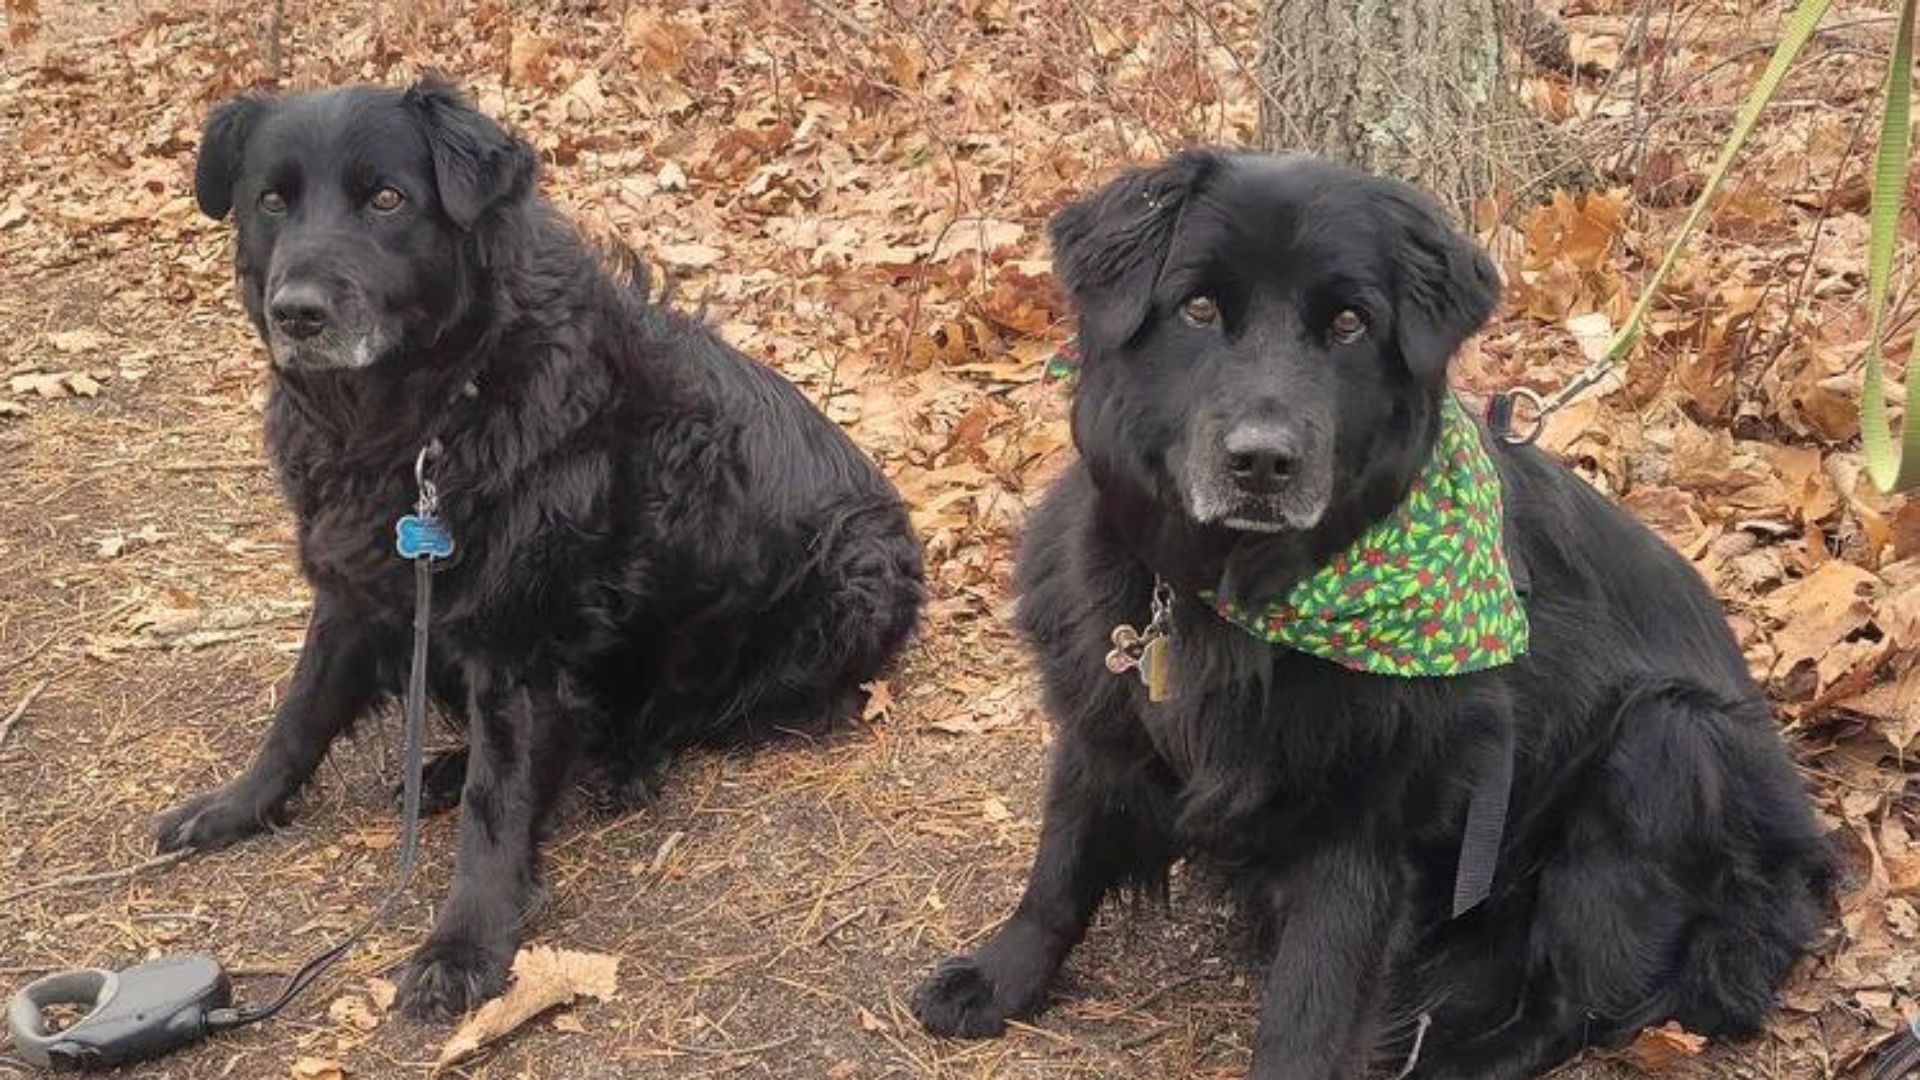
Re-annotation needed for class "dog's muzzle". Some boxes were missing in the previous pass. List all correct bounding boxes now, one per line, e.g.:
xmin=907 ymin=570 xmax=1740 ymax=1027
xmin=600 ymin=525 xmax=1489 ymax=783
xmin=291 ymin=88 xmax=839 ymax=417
xmin=1184 ymin=417 xmax=1333 ymax=533
xmin=263 ymin=279 xmax=382 ymax=371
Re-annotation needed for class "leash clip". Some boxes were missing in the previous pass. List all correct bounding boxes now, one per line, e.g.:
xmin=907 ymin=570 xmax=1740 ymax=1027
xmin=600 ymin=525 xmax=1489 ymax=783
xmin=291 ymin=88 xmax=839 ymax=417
xmin=6 ymin=954 xmax=233 ymax=1071
xmin=1485 ymin=388 xmax=1546 ymax=446
xmin=396 ymin=439 xmax=455 ymax=561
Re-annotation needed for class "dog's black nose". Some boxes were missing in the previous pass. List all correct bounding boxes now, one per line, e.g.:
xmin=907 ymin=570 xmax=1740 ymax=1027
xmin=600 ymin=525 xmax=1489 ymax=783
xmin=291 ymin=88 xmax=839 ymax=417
xmin=269 ymin=284 xmax=331 ymax=340
xmin=1225 ymin=423 xmax=1299 ymax=494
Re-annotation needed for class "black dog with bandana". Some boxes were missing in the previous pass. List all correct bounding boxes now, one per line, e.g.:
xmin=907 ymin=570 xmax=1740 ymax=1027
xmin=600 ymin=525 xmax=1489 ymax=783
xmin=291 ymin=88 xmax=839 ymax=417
xmin=158 ymin=79 xmax=924 ymax=1021
xmin=911 ymin=151 xmax=1830 ymax=1079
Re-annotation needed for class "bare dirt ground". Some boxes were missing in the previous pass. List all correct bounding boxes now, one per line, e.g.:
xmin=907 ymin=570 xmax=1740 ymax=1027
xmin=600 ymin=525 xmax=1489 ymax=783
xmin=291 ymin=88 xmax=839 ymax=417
xmin=1 ymin=1 xmax=1916 ymax=1077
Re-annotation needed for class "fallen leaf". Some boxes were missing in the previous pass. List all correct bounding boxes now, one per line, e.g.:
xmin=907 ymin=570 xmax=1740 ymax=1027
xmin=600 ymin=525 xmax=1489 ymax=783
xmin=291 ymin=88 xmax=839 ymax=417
xmin=507 ymin=32 xmax=553 ymax=86
xmin=289 ymin=1057 xmax=347 ymax=1080
xmin=550 ymin=1011 xmax=586 ymax=1034
xmin=365 ymin=978 xmax=397 ymax=1012
xmin=1565 ymin=311 xmax=1614 ymax=363
xmin=11 ymin=372 xmax=67 ymax=398
xmin=1619 ymin=1020 xmax=1707 ymax=1070
xmin=434 ymin=947 xmax=619 ymax=1070
xmin=860 ymin=680 xmax=893 ymax=722
xmin=655 ymin=242 xmax=722 ymax=269
xmin=46 ymin=328 xmax=105 ymax=354
xmin=328 ymin=994 xmax=381 ymax=1033
xmin=1842 ymin=663 xmax=1920 ymax=752
xmin=1766 ymin=560 xmax=1880 ymax=683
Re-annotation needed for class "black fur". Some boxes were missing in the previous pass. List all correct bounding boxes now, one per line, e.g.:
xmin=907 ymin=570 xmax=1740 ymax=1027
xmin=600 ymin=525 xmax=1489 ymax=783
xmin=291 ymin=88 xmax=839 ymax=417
xmin=910 ymin=151 xmax=1830 ymax=1079
xmin=159 ymin=79 xmax=924 ymax=1020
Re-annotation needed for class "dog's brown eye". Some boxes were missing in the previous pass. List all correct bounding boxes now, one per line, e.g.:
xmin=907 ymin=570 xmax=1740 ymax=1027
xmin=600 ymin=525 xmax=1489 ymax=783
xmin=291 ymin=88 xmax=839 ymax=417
xmin=259 ymin=190 xmax=287 ymax=214
xmin=1330 ymin=309 xmax=1366 ymax=343
xmin=1181 ymin=295 xmax=1220 ymax=327
xmin=369 ymin=187 xmax=405 ymax=213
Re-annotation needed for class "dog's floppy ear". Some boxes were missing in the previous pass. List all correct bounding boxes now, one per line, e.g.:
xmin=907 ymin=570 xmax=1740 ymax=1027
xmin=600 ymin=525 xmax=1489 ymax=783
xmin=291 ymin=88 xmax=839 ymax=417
xmin=405 ymin=77 xmax=537 ymax=230
xmin=1379 ymin=185 xmax=1501 ymax=384
xmin=1049 ymin=149 xmax=1222 ymax=345
xmin=194 ymin=96 xmax=270 ymax=220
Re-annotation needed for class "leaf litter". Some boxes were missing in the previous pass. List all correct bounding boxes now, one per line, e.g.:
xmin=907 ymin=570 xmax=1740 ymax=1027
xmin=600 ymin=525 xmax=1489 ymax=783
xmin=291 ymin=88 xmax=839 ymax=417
xmin=0 ymin=0 xmax=1913 ymax=1077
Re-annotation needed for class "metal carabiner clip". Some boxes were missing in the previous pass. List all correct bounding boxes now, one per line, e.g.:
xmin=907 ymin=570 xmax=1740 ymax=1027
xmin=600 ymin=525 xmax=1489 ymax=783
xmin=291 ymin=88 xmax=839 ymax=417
xmin=7 ymin=954 xmax=233 ymax=1071
xmin=1485 ymin=387 xmax=1547 ymax=446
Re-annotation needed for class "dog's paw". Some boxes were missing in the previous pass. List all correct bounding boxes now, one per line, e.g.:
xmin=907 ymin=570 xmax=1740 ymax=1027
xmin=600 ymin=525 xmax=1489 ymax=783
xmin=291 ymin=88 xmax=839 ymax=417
xmin=397 ymin=938 xmax=510 ymax=1022
xmin=392 ymin=749 xmax=468 ymax=817
xmin=911 ymin=956 xmax=1024 ymax=1038
xmin=152 ymin=784 xmax=282 ymax=853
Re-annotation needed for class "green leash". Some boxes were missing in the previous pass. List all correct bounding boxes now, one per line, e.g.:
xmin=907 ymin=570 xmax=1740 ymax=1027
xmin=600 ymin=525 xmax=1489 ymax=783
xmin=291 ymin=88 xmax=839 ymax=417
xmin=1494 ymin=0 xmax=1920 ymax=496
xmin=1860 ymin=0 xmax=1920 ymax=492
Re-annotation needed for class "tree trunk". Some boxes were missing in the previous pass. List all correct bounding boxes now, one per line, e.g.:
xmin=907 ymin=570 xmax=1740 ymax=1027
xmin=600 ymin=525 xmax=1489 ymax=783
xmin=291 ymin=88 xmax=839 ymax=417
xmin=1258 ymin=0 xmax=1586 ymax=222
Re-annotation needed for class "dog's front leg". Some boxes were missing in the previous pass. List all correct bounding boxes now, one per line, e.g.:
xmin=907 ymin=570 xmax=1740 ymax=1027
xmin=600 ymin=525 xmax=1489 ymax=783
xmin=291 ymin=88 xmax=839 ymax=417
xmin=913 ymin=732 xmax=1176 ymax=1037
xmin=1248 ymin=838 xmax=1404 ymax=1080
xmin=155 ymin=592 xmax=389 ymax=853
xmin=398 ymin=667 xmax=577 ymax=1020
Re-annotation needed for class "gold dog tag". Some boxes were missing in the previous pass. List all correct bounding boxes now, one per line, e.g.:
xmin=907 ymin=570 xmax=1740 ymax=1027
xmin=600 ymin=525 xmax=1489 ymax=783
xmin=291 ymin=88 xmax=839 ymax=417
xmin=1143 ymin=635 xmax=1173 ymax=702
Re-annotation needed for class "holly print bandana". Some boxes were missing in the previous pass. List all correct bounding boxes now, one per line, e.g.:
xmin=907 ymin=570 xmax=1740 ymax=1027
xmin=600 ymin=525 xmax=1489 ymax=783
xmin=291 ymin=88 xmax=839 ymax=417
xmin=1205 ymin=396 xmax=1529 ymax=677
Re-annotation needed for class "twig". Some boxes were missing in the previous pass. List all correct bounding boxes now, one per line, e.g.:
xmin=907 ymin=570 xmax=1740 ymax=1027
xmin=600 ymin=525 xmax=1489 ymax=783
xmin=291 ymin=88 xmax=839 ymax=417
xmin=0 ymin=633 xmax=56 ymax=677
xmin=0 ymin=677 xmax=49 ymax=748
xmin=0 ymin=850 xmax=190 ymax=905
xmin=811 ymin=905 xmax=868 ymax=945
xmin=658 ymin=1034 xmax=799 ymax=1057
xmin=801 ymin=0 xmax=869 ymax=40
xmin=159 ymin=459 xmax=260 ymax=473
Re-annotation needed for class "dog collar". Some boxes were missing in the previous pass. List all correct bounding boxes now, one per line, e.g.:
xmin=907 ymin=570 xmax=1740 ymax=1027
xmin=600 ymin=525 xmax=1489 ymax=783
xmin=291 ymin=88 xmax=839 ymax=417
xmin=1204 ymin=396 xmax=1529 ymax=677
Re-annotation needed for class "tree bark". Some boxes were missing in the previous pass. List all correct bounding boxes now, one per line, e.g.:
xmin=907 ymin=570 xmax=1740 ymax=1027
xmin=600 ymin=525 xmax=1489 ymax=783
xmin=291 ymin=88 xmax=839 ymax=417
xmin=1258 ymin=0 xmax=1586 ymax=222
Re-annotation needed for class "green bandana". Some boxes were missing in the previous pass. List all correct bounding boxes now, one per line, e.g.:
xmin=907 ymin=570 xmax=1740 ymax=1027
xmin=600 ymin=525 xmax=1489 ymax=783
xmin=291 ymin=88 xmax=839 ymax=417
xmin=1204 ymin=396 xmax=1529 ymax=677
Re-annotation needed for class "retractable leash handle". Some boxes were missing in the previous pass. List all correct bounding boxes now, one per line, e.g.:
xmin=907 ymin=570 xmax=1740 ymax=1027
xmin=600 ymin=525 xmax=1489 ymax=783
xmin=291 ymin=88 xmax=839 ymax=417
xmin=5 ymin=441 xmax=452 ymax=1073
xmin=7 ymin=955 xmax=233 ymax=1071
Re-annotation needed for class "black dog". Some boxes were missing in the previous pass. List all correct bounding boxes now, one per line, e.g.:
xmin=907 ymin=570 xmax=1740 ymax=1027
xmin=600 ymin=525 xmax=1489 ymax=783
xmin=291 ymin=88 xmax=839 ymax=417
xmin=911 ymin=151 xmax=1830 ymax=1079
xmin=157 ymin=79 xmax=923 ymax=1019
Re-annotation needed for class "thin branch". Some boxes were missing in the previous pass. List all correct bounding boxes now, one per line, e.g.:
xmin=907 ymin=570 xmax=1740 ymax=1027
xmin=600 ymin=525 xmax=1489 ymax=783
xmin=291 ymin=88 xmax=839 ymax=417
xmin=0 ymin=850 xmax=190 ymax=905
xmin=0 ymin=677 xmax=49 ymax=749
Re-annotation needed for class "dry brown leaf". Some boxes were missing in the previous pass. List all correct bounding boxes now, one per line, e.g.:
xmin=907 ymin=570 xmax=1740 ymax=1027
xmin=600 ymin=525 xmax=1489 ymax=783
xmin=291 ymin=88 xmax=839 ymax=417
xmin=365 ymin=978 xmax=397 ymax=1012
xmin=46 ymin=328 xmax=104 ymax=354
xmin=1619 ymin=1020 xmax=1707 ymax=1070
xmin=6 ymin=0 xmax=39 ymax=45
xmin=1843 ymin=664 xmax=1920 ymax=752
xmin=289 ymin=1057 xmax=348 ymax=1080
xmin=655 ymin=242 xmax=723 ymax=269
xmin=327 ymin=994 xmax=381 ymax=1033
xmin=1766 ymin=560 xmax=1880 ymax=683
xmin=506 ymin=31 xmax=553 ymax=86
xmin=11 ymin=372 xmax=67 ymax=398
xmin=860 ymin=680 xmax=894 ymax=723
xmin=433 ymin=947 xmax=619 ymax=1071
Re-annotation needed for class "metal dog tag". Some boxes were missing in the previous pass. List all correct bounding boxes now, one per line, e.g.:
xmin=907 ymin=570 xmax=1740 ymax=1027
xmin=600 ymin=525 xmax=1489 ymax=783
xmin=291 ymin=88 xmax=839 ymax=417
xmin=1142 ymin=636 xmax=1172 ymax=702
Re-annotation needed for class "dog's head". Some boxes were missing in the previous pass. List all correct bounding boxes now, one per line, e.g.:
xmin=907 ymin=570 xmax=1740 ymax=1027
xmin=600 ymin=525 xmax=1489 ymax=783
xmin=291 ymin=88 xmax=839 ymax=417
xmin=1052 ymin=150 xmax=1499 ymax=539
xmin=194 ymin=78 xmax=536 ymax=372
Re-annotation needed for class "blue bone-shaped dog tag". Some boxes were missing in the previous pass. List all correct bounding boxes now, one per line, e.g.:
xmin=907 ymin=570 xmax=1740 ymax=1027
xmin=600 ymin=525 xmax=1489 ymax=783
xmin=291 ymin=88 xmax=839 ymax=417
xmin=395 ymin=514 xmax=455 ymax=560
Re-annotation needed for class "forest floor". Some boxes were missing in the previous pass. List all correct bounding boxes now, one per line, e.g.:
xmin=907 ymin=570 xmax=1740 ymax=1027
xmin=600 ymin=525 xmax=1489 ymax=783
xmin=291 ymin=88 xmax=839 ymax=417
xmin=0 ymin=0 xmax=1916 ymax=1076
